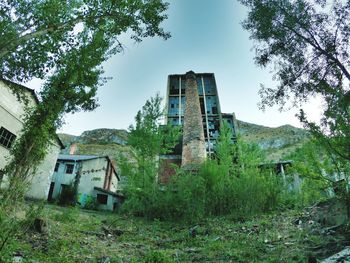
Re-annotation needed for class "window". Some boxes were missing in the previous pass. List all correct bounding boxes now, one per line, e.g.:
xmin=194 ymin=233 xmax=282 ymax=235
xmin=65 ymin=164 xmax=74 ymax=174
xmin=97 ymin=194 xmax=108 ymax=204
xmin=0 ymin=127 xmax=16 ymax=149
xmin=54 ymin=162 xmax=60 ymax=172
xmin=0 ymin=169 xmax=4 ymax=182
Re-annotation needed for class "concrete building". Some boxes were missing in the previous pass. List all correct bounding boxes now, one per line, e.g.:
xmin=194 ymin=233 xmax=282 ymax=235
xmin=0 ymin=79 xmax=64 ymax=200
xmin=159 ymin=71 xmax=238 ymax=182
xmin=49 ymin=154 xmax=121 ymax=211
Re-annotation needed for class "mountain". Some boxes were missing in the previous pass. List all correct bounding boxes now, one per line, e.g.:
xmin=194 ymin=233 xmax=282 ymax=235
xmin=58 ymin=121 xmax=309 ymax=163
xmin=237 ymin=120 xmax=309 ymax=160
xmin=58 ymin=129 xmax=134 ymax=168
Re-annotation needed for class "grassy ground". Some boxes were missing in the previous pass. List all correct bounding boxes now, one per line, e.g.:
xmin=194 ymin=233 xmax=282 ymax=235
xmin=1 ymin=204 xmax=348 ymax=263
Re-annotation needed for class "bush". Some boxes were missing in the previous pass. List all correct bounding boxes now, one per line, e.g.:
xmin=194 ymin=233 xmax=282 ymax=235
xmin=122 ymin=102 xmax=290 ymax=222
xmin=83 ymin=196 xmax=99 ymax=210
xmin=122 ymin=159 xmax=286 ymax=222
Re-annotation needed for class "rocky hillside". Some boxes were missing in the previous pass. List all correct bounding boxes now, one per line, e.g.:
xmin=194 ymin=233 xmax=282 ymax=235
xmin=237 ymin=120 xmax=309 ymax=160
xmin=58 ymin=121 xmax=309 ymax=162
xmin=58 ymin=129 xmax=133 ymax=167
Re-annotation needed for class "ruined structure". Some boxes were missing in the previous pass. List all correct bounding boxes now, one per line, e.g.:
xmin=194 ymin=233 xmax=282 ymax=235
xmin=181 ymin=71 xmax=207 ymax=169
xmin=159 ymin=71 xmax=238 ymax=182
xmin=49 ymin=154 xmax=121 ymax=211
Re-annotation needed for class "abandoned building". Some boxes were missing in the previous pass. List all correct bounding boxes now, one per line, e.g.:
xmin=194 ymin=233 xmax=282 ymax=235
xmin=49 ymin=154 xmax=121 ymax=211
xmin=159 ymin=71 xmax=238 ymax=182
xmin=0 ymin=79 xmax=64 ymax=199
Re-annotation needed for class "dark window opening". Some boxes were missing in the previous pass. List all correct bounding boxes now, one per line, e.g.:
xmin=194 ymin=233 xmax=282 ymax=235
xmin=212 ymin=107 xmax=218 ymax=114
xmin=199 ymin=98 xmax=205 ymax=114
xmin=0 ymin=127 xmax=16 ymax=149
xmin=97 ymin=194 xmax=108 ymax=204
xmin=65 ymin=164 xmax=74 ymax=174
xmin=0 ymin=169 xmax=4 ymax=183
xmin=47 ymin=182 xmax=55 ymax=202
xmin=170 ymin=104 xmax=174 ymax=108
xmin=54 ymin=162 xmax=60 ymax=172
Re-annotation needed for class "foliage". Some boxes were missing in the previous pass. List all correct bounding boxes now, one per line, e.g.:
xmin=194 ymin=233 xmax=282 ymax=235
xmin=82 ymin=196 xmax=99 ymax=211
xmin=1 ymin=0 xmax=170 ymax=195
xmin=285 ymin=139 xmax=350 ymax=206
xmin=239 ymin=0 xmax=350 ymax=163
xmin=1 ymin=1 xmax=170 ymax=254
xmin=5 ymin=204 xmax=342 ymax=262
xmin=0 ymin=202 xmax=44 ymax=257
xmin=144 ymin=250 xmax=174 ymax=263
xmin=122 ymin=118 xmax=286 ymax=221
xmin=53 ymin=207 xmax=79 ymax=223
xmin=120 ymin=94 xmax=180 ymax=215
xmin=0 ymin=0 xmax=170 ymax=84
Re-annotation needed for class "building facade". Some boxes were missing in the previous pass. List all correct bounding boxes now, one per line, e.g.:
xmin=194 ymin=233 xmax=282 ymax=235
xmin=159 ymin=71 xmax=238 ymax=182
xmin=165 ymin=72 xmax=237 ymax=154
xmin=49 ymin=154 xmax=121 ymax=211
xmin=0 ymin=79 xmax=63 ymax=200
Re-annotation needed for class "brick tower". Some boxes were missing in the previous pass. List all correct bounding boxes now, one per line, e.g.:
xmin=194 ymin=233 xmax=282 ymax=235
xmin=181 ymin=71 xmax=207 ymax=170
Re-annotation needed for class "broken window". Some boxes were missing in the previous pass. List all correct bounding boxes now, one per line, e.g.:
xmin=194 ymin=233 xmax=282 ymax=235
xmin=199 ymin=98 xmax=205 ymax=114
xmin=0 ymin=169 xmax=4 ymax=183
xmin=0 ymin=127 xmax=16 ymax=149
xmin=54 ymin=162 xmax=60 ymax=172
xmin=97 ymin=194 xmax=108 ymax=204
xmin=65 ymin=164 xmax=74 ymax=174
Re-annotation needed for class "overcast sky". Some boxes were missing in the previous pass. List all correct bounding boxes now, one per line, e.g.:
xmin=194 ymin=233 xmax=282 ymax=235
xmin=28 ymin=0 xmax=322 ymax=136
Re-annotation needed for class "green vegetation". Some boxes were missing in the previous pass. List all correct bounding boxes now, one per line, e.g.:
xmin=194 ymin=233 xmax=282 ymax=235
xmin=0 ymin=0 xmax=170 ymax=256
xmin=122 ymin=103 xmax=290 ymax=221
xmin=286 ymin=139 xmax=350 ymax=207
xmin=1 ymin=204 xmax=347 ymax=262
xmin=239 ymin=0 xmax=350 ymax=164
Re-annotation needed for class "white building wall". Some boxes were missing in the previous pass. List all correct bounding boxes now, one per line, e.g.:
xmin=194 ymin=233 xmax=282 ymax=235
xmin=78 ymin=158 xmax=107 ymax=196
xmin=0 ymin=81 xmax=36 ymax=169
xmin=110 ymin=169 xmax=119 ymax=192
xmin=0 ymin=81 xmax=61 ymax=200
xmin=26 ymin=142 xmax=61 ymax=199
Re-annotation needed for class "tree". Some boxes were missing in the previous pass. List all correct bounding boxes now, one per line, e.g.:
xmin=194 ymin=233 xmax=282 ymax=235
xmin=127 ymin=94 xmax=180 ymax=181
xmin=239 ymin=0 xmax=350 ymax=162
xmin=120 ymin=94 xmax=180 ymax=217
xmin=0 ymin=0 xmax=170 ymax=84
xmin=0 ymin=0 xmax=170 ymax=198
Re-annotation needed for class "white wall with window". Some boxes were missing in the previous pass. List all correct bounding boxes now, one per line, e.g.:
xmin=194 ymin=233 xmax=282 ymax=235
xmin=0 ymin=80 xmax=63 ymax=200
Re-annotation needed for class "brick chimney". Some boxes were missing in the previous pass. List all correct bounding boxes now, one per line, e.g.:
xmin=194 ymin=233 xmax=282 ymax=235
xmin=69 ymin=143 xmax=77 ymax=155
xmin=181 ymin=71 xmax=207 ymax=170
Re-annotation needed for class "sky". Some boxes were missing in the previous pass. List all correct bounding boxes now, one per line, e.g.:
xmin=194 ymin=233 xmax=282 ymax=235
xmin=28 ymin=0 xmax=322 ymax=136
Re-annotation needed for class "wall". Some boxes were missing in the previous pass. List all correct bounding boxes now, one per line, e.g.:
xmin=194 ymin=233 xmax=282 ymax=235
xmin=26 ymin=141 xmax=61 ymax=199
xmin=51 ymin=157 xmax=119 ymax=207
xmin=0 ymin=80 xmax=61 ymax=200
xmin=0 ymin=81 xmax=36 ymax=169
xmin=78 ymin=158 xmax=108 ymax=196
xmin=158 ymin=156 xmax=182 ymax=183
